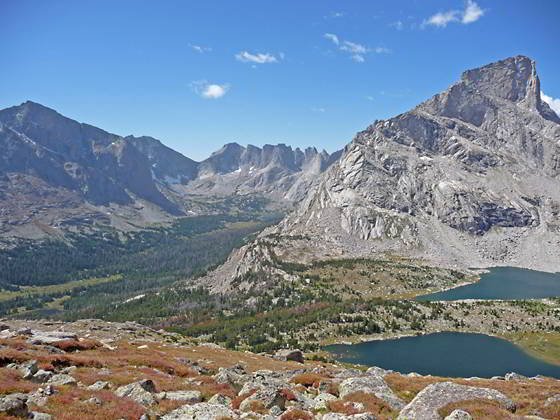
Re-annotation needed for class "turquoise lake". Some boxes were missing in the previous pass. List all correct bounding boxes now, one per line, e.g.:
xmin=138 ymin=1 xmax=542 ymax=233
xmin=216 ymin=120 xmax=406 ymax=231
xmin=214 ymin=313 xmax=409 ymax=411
xmin=417 ymin=266 xmax=560 ymax=301
xmin=325 ymin=332 xmax=560 ymax=378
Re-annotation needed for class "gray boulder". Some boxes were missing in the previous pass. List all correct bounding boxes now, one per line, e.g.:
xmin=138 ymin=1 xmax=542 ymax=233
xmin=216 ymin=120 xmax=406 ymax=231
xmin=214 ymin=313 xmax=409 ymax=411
xmin=161 ymin=390 xmax=202 ymax=403
xmin=275 ymin=349 xmax=304 ymax=363
xmin=444 ymin=409 xmax=472 ymax=420
xmin=397 ymin=381 xmax=515 ymax=420
xmin=314 ymin=392 xmax=337 ymax=409
xmin=322 ymin=414 xmax=377 ymax=420
xmin=207 ymin=393 xmax=232 ymax=407
xmin=30 ymin=412 xmax=53 ymax=420
xmin=32 ymin=369 xmax=53 ymax=383
xmin=114 ymin=379 xmax=156 ymax=405
xmin=339 ymin=375 xmax=405 ymax=410
xmin=504 ymin=372 xmax=527 ymax=381
xmin=0 ymin=393 xmax=29 ymax=417
xmin=87 ymin=380 xmax=111 ymax=390
xmin=47 ymin=373 xmax=77 ymax=386
xmin=161 ymin=402 xmax=237 ymax=420
xmin=239 ymin=387 xmax=286 ymax=411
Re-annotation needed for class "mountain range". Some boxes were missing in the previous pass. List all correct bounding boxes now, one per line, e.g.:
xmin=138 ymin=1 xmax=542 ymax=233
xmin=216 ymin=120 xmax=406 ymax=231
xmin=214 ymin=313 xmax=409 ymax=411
xmin=198 ymin=55 xmax=560 ymax=293
xmin=0 ymin=102 xmax=338 ymax=239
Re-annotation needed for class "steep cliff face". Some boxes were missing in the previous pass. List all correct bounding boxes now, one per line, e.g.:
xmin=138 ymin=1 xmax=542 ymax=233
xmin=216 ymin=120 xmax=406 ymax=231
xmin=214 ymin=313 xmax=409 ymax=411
xmin=201 ymin=56 xmax=560 ymax=292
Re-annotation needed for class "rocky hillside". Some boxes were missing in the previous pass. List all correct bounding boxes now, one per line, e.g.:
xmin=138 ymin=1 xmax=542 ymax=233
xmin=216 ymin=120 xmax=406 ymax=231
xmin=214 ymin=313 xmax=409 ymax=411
xmin=202 ymin=56 xmax=560 ymax=291
xmin=0 ymin=102 xmax=339 ymax=239
xmin=1 ymin=319 xmax=559 ymax=420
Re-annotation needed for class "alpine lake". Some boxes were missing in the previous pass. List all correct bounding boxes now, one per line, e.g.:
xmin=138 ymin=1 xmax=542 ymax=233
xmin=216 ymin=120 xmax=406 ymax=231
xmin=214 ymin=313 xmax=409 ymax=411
xmin=325 ymin=267 xmax=560 ymax=378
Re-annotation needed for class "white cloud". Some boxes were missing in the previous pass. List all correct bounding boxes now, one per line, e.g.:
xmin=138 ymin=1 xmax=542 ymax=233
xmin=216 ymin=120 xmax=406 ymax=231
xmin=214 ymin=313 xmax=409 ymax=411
xmin=462 ymin=0 xmax=485 ymax=23
xmin=541 ymin=91 xmax=560 ymax=116
xmin=191 ymin=81 xmax=230 ymax=99
xmin=341 ymin=40 xmax=368 ymax=54
xmin=390 ymin=20 xmax=404 ymax=30
xmin=190 ymin=44 xmax=212 ymax=53
xmin=324 ymin=33 xmax=339 ymax=45
xmin=235 ymin=51 xmax=278 ymax=64
xmin=423 ymin=10 xmax=460 ymax=27
xmin=323 ymin=35 xmax=389 ymax=62
xmin=422 ymin=1 xmax=486 ymax=28
xmin=311 ymin=107 xmax=326 ymax=113
xmin=366 ymin=96 xmax=374 ymax=101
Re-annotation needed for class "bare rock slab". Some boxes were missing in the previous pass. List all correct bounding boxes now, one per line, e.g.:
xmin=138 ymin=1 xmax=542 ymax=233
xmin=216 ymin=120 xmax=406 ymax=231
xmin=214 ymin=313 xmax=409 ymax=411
xmin=397 ymin=381 xmax=515 ymax=420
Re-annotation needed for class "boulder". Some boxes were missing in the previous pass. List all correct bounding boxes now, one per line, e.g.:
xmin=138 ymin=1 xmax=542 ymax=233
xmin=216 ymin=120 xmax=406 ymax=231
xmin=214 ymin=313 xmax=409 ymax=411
xmin=47 ymin=374 xmax=77 ymax=386
xmin=504 ymin=372 xmax=526 ymax=381
xmin=239 ymin=387 xmax=286 ymax=411
xmin=114 ymin=379 xmax=156 ymax=405
xmin=161 ymin=390 xmax=202 ymax=403
xmin=30 ymin=412 xmax=53 ymax=420
xmin=444 ymin=410 xmax=472 ymax=420
xmin=275 ymin=349 xmax=304 ymax=363
xmin=213 ymin=364 xmax=248 ymax=386
xmin=32 ymin=369 xmax=53 ymax=383
xmin=366 ymin=366 xmax=392 ymax=377
xmin=545 ymin=394 xmax=560 ymax=407
xmin=0 ymin=393 xmax=29 ymax=417
xmin=322 ymin=414 xmax=376 ymax=420
xmin=314 ymin=392 xmax=337 ymax=409
xmin=87 ymin=380 xmax=111 ymax=391
xmin=207 ymin=393 xmax=232 ymax=406
xmin=161 ymin=402 xmax=237 ymax=420
xmin=339 ymin=376 xmax=405 ymax=410
xmin=397 ymin=382 xmax=515 ymax=420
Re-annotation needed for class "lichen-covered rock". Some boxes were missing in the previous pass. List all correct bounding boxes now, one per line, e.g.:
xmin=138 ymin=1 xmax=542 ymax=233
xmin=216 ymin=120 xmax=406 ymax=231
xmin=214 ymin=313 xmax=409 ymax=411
xmin=114 ymin=379 xmax=156 ymax=405
xmin=32 ymin=369 xmax=53 ymax=383
xmin=161 ymin=390 xmax=202 ymax=403
xmin=0 ymin=393 xmax=29 ymax=417
xmin=397 ymin=381 xmax=515 ymax=420
xmin=339 ymin=375 xmax=405 ymax=410
xmin=444 ymin=409 xmax=472 ymax=420
xmin=275 ymin=349 xmax=304 ymax=363
xmin=322 ymin=413 xmax=377 ymax=420
xmin=314 ymin=392 xmax=338 ymax=409
xmin=505 ymin=372 xmax=527 ymax=381
xmin=87 ymin=380 xmax=111 ymax=390
xmin=207 ymin=393 xmax=232 ymax=406
xmin=161 ymin=402 xmax=237 ymax=420
xmin=47 ymin=373 xmax=77 ymax=386
xmin=239 ymin=387 xmax=286 ymax=411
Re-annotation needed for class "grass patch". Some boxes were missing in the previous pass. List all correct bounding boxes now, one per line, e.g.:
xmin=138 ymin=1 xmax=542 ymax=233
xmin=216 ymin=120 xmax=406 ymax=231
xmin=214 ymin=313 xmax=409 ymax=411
xmin=502 ymin=331 xmax=560 ymax=366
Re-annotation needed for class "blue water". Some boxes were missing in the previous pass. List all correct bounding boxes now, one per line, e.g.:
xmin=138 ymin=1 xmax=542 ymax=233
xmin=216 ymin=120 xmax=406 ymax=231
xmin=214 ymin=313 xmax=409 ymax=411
xmin=325 ymin=332 xmax=560 ymax=378
xmin=417 ymin=267 xmax=560 ymax=301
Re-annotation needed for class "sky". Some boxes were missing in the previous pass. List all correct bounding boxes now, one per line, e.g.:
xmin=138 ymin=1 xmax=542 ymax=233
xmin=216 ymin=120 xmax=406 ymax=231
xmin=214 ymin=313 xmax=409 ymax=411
xmin=1 ymin=1 xmax=560 ymax=161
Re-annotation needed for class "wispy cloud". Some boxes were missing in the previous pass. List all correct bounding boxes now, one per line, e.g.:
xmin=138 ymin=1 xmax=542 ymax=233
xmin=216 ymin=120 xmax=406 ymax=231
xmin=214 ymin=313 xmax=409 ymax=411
xmin=324 ymin=11 xmax=344 ymax=19
xmin=235 ymin=51 xmax=279 ymax=64
xmin=190 ymin=44 xmax=212 ymax=53
xmin=422 ymin=0 xmax=486 ymax=28
xmin=389 ymin=20 xmax=404 ymax=30
xmin=542 ymin=91 xmax=560 ymax=116
xmin=324 ymin=34 xmax=390 ymax=63
xmin=324 ymin=33 xmax=339 ymax=45
xmin=311 ymin=107 xmax=326 ymax=113
xmin=191 ymin=80 xmax=230 ymax=99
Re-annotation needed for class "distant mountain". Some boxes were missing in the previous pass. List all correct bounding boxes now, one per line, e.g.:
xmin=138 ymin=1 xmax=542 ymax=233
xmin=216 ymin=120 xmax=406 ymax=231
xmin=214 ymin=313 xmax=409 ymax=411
xmin=200 ymin=56 xmax=560 ymax=293
xmin=0 ymin=101 xmax=339 ymax=238
xmin=188 ymin=142 xmax=341 ymax=201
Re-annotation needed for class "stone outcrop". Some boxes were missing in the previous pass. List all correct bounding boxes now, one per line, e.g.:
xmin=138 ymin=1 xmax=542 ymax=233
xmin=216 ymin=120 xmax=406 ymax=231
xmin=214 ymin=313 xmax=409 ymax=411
xmin=397 ymin=381 xmax=515 ymax=420
xmin=339 ymin=375 xmax=406 ymax=410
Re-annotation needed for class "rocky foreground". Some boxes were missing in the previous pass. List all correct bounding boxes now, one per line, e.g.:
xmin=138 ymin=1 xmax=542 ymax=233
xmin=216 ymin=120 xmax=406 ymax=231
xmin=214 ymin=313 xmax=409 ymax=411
xmin=0 ymin=320 xmax=559 ymax=419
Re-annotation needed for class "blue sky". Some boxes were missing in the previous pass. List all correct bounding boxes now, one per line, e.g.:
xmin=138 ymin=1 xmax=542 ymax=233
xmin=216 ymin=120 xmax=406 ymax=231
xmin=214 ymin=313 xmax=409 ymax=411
xmin=1 ymin=1 xmax=559 ymax=161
